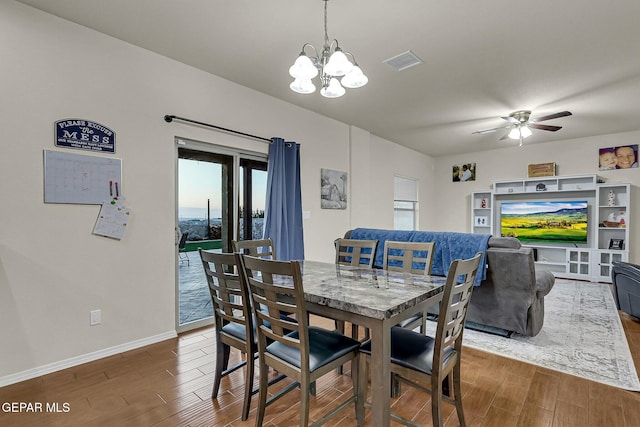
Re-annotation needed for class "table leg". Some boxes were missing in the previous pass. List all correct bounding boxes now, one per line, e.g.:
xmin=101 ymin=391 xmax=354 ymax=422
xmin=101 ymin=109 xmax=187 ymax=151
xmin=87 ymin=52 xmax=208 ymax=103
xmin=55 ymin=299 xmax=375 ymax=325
xmin=368 ymin=319 xmax=391 ymax=426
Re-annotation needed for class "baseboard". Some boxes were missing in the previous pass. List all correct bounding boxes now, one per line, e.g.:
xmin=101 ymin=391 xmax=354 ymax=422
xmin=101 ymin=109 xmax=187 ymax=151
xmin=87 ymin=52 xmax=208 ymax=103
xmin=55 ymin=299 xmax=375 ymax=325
xmin=0 ymin=330 xmax=177 ymax=388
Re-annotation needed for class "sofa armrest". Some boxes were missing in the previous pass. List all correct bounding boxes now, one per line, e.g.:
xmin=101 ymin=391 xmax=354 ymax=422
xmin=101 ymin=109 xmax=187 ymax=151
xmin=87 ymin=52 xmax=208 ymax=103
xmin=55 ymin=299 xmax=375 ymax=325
xmin=535 ymin=267 xmax=555 ymax=298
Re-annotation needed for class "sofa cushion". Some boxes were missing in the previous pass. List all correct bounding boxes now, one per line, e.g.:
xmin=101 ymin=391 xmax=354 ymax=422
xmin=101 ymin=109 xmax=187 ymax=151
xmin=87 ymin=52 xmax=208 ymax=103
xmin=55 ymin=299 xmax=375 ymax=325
xmin=488 ymin=236 xmax=521 ymax=249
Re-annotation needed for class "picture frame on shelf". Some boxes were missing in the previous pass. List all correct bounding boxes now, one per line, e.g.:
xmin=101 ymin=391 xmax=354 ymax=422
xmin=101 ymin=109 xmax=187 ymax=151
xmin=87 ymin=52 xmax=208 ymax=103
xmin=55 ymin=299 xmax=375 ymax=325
xmin=474 ymin=216 xmax=488 ymax=226
xmin=609 ymin=239 xmax=624 ymax=250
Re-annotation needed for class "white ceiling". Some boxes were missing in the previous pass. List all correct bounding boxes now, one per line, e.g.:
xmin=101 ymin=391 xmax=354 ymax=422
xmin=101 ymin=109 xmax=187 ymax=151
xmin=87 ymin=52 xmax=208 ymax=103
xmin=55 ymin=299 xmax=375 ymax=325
xmin=16 ymin=0 xmax=640 ymax=157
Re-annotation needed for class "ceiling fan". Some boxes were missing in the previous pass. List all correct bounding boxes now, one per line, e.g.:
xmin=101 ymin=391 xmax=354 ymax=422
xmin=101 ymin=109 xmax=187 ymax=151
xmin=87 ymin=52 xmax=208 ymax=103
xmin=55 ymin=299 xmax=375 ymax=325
xmin=473 ymin=110 xmax=572 ymax=146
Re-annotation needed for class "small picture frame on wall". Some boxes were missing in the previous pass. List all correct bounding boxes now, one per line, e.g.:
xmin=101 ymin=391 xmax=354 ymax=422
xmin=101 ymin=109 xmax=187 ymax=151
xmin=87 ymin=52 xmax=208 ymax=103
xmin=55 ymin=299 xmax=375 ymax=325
xmin=452 ymin=163 xmax=476 ymax=182
xmin=321 ymin=168 xmax=347 ymax=209
xmin=609 ymin=238 xmax=624 ymax=250
xmin=599 ymin=144 xmax=638 ymax=170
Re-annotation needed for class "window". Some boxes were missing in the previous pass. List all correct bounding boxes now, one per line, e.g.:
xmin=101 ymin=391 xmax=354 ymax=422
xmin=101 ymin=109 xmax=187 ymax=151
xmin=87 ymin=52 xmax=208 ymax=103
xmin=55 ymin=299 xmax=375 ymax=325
xmin=394 ymin=176 xmax=418 ymax=230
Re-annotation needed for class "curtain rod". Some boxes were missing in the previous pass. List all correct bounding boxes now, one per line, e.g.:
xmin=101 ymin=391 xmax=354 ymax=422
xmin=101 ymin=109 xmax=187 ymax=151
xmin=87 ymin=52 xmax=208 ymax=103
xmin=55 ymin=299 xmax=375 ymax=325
xmin=164 ymin=115 xmax=272 ymax=143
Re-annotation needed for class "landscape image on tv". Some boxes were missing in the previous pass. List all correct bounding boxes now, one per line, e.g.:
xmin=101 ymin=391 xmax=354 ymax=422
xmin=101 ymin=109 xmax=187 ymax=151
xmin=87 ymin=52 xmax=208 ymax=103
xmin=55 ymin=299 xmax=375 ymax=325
xmin=500 ymin=201 xmax=588 ymax=243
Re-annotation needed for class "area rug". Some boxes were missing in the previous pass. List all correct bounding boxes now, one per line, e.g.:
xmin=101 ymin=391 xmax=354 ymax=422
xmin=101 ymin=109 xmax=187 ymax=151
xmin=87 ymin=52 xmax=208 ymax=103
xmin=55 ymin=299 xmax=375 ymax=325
xmin=460 ymin=279 xmax=640 ymax=391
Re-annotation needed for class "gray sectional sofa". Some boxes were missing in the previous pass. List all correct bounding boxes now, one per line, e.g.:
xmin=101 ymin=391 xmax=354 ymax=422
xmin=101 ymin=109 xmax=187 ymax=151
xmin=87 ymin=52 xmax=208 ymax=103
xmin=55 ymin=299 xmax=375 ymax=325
xmin=344 ymin=228 xmax=555 ymax=337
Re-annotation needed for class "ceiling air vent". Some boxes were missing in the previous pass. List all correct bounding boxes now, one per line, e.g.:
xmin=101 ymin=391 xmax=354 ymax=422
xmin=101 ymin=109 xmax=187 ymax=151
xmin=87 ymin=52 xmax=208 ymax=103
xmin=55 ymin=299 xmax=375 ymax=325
xmin=383 ymin=50 xmax=423 ymax=71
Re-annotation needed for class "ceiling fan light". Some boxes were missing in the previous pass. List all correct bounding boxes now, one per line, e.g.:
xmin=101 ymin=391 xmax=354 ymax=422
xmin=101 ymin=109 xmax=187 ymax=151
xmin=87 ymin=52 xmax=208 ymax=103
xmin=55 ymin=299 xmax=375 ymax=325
xmin=289 ymin=54 xmax=318 ymax=79
xmin=508 ymin=126 xmax=533 ymax=140
xmin=290 ymin=78 xmax=316 ymax=94
xmin=320 ymin=78 xmax=345 ymax=98
xmin=324 ymin=49 xmax=353 ymax=77
xmin=341 ymin=65 xmax=368 ymax=88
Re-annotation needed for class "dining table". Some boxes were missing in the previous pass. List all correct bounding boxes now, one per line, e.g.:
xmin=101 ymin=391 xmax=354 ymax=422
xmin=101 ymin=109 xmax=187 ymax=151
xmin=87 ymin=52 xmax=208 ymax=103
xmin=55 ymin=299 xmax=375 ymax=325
xmin=296 ymin=260 xmax=447 ymax=427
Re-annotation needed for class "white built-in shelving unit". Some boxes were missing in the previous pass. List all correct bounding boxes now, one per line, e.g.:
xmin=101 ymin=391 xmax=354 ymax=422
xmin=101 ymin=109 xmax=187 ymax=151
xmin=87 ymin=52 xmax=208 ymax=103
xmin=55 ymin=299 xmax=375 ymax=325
xmin=471 ymin=174 xmax=631 ymax=283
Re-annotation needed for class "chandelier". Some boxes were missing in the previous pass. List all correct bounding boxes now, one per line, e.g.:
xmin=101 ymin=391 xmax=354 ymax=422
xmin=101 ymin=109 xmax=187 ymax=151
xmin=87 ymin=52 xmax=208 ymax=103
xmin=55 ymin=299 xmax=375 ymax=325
xmin=288 ymin=0 xmax=368 ymax=98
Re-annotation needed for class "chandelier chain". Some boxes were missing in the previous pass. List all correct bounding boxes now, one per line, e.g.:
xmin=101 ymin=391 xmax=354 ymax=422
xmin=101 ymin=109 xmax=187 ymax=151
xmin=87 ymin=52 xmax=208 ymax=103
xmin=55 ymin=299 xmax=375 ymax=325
xmin=323 ymin=0 xmax=329 ymax=48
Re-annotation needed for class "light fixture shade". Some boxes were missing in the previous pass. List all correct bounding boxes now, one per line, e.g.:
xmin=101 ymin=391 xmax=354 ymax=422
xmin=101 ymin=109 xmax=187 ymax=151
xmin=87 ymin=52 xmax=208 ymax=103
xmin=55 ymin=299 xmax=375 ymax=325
xmin=508 ymin=126 xmax=533 ymax=140
xmin=320 ymin=78 xmax=345 ymax=98
xmin=290 ymin=78 xmax=316 ymax=94
xmin=341 ymin=65 xmax=368 ymax=88
xmin=289 ymin=54 xmax=318 ymax=79
xmin=323 ymin=50 xmax=353 ymax=77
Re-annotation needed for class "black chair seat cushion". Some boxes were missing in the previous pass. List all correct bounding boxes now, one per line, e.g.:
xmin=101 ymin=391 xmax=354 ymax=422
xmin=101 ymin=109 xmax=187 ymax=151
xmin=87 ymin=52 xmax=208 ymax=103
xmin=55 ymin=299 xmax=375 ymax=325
xmin=266 ymin=326 xmax=361 ymax=372
xmin=221 ymin=322 xmax=252 ymax=342
xmin=360 ymin=326 xmax=455 ymax=375
xmin=396 ymin=313 xmax=422 ymax=328
xmin=222 ymin=313 xmax=298 ymax=343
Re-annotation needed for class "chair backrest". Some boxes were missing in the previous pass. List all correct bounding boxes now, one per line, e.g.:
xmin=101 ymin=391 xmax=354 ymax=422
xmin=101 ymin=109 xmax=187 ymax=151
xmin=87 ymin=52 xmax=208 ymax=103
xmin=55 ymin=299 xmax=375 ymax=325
xmin=382 ymin=240 xmax=435 ymax=275
xmin=200 ymin=250 xmax=254 ymax=343
xmin=334 ymin=238 xmax=378 ymax=267
xmin=233 ymin=238 xmax=276 ymax=260
xmin=178 ymin=231 xmax=189 ymax=250
xmin=434 ymin=252 xmax=483 ymax=365
xmin=236 ymin=254 xmax=309 ymax=369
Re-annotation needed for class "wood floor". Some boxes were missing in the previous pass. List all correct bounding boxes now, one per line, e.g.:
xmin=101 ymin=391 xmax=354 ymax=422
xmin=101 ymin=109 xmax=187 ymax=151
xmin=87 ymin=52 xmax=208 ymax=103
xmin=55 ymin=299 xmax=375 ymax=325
xmin=1 ymin=313 xmax=640 ymax=426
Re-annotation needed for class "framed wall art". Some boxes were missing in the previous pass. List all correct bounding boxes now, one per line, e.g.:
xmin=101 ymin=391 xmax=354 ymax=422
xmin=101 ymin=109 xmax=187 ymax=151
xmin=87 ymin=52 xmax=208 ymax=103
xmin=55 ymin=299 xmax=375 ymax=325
xmin=321 ymin=168 xmax=347 ymax=209
xmin=452 ymin=163 xmax=475 ymax=182
xmin=599 ymin=144 xmax=638 ymax=170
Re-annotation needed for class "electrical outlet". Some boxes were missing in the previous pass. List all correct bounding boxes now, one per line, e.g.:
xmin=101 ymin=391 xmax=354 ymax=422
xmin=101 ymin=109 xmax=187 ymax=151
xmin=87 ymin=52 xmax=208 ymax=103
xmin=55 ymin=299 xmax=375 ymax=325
xmin=90 ymin=309 xmax=101 ymax=326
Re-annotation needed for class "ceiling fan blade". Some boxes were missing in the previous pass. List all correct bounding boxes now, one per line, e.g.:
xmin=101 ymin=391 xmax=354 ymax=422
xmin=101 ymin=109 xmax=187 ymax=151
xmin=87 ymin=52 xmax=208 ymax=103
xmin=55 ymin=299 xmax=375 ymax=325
xmin=472 ymin=125 xmax=511 ymax=135
xmin=501 ymin=116 xmax=519 ymax=124
xmin=530 ymin=123 xmax=562 ymax=132
xmin=532 ymin=111 xmax=572 ymax=122
xmin=499 ymin=132 xmax=511 ymax=141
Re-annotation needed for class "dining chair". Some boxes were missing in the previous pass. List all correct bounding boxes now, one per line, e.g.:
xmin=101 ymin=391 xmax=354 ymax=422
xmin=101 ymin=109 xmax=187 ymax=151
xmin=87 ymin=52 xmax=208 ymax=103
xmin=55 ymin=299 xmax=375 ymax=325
xmin=199 ymin=249 xmax=256 ymax=421
xmin=334 ymin=238 xmax=378 ymax=267
xmin=359 ymin=252 xmax=483 ymax=427
xmin=232 ymin=238 xmax=276 ymax=260
xmin=334 ymin=238 xmax=379 ymax=341
xmin=237 ymin=254 xmax=363 ymax=427
xmin=382 ymin=240 xmax=436 ymax=331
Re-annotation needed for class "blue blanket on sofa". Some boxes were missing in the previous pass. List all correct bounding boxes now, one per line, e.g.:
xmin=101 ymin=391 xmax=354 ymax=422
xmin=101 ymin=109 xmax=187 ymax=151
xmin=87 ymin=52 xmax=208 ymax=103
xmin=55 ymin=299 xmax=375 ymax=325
xmin=347 ymin=228 xmax=491 ymax=286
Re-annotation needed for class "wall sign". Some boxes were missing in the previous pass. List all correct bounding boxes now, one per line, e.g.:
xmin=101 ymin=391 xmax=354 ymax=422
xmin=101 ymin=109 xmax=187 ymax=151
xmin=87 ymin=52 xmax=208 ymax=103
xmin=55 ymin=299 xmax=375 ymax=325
xmin=55 ymin=118 xmax=116 ymax=153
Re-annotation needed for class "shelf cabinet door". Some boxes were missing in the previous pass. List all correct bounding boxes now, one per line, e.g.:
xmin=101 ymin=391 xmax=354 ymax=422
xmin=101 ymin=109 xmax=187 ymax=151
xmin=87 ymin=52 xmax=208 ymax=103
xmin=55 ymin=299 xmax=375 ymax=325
xmin=593 ymin=250 xmax=628 ymax=283
xmin=567 ymin=249 xmax=592 ymax=278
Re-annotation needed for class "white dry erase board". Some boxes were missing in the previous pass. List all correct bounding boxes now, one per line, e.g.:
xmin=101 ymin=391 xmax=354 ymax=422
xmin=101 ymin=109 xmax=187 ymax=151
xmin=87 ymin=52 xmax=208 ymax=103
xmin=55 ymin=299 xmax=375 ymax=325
xmin=43 ymin=150 xmax=122 ymax=204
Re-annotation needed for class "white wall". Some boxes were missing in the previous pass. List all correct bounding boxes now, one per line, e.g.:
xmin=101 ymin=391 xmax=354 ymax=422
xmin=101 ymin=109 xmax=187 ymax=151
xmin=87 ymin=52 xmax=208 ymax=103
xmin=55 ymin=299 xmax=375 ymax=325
xmin=0 ymin=1 xmax=435 ymax=383
xmin=434 ymin=131 xmax=640 ymax=264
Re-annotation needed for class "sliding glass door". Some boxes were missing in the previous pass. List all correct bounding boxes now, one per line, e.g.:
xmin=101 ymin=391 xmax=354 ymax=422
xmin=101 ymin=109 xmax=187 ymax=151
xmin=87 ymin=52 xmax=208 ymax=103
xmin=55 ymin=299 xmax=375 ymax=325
xmin=176 ymin=141 xmax=267 ymax=332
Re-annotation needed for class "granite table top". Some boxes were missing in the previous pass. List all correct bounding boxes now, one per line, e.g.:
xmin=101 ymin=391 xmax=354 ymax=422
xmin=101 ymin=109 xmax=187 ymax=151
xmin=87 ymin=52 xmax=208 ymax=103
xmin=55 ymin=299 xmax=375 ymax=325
xmin=296 ymin=260 xmax=446 ymax=320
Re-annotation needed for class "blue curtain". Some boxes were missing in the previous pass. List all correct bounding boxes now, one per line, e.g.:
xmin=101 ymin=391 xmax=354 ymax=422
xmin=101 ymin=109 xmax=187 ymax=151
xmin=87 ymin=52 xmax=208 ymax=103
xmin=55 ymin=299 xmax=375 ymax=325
xmin=263 ymin=137 xmax=305 ymax=260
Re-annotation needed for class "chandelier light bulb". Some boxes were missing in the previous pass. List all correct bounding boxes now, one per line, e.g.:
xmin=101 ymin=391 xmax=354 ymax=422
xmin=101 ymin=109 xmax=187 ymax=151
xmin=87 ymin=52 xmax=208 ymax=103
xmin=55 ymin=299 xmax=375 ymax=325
xmin=290 ymin=78 xmax=316 ymax=94
xmin=323 ymin=49 xmax=353 ymax=77
xmin=289 ymin=54 xmax=318 ymax=79
xmin=320 ymin=78 xmax=345 ymax=98
xmin=341 ymin=65 xmax=368 ymax=89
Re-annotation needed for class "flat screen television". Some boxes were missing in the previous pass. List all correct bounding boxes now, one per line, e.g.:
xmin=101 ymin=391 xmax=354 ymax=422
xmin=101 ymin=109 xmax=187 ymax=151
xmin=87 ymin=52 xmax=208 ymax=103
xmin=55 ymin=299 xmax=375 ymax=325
xmin=500 ymin=201 xmax=588 ymax=243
